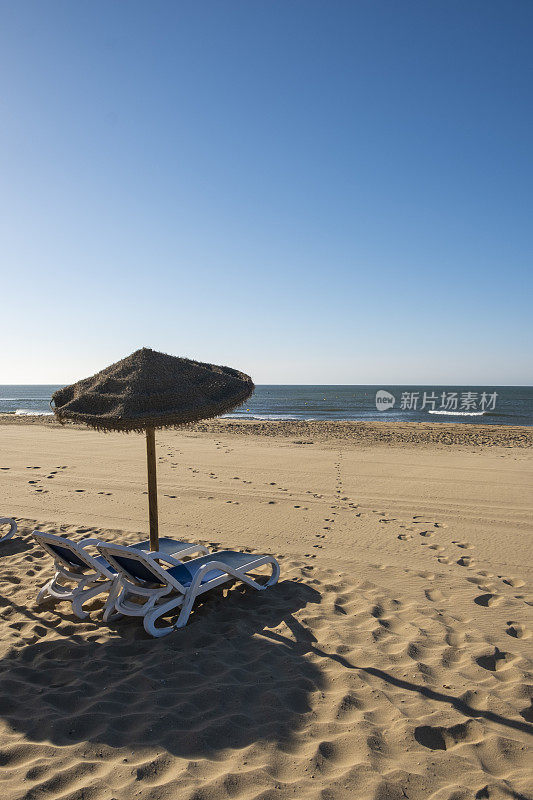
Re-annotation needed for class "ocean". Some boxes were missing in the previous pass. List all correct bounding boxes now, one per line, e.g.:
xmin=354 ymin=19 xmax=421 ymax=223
xmin=1 ymin=385 xmax=531 ymax=426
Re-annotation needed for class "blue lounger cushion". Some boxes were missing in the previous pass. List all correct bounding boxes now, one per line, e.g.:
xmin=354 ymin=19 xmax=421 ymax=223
xmin=94 ymin=555 xmax=117 ymax=573
xmin=101 ymin=541 xmax=199 ymax=583
xmin=47 ymin=543 xmax=90 ymax=570
xmin=46 ymin=544 xmax=117 ymax=574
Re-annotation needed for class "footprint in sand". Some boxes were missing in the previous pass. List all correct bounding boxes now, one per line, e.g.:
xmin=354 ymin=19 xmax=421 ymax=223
xmin=506 ymin=622 xmax=531 ymax=639
xmin=415 ymin=719 xmax=483 ymax=750
xmin=477 ymin=647 xmax=520 ymax=672
xmin=502 ymin=576 xmax=525 ymax=587
xmin=457 ymin=556 xmax=475 ymax=567
xmin=425 ymin=588 xmax=447 ymax=602
xmin=446 ymin=630 xmax=466 ymax=647
xmin=398 ymin=533 xmax=413 ymax=541
xmin=474 ymin=593 xmax=503 ymax=607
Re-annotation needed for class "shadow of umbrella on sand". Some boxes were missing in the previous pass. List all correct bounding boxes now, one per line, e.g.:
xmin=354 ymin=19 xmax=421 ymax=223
xmin=52 ymin=347 xmax=254 ymax=549
xmin=0 ymin=580 xmax=323 ymax=760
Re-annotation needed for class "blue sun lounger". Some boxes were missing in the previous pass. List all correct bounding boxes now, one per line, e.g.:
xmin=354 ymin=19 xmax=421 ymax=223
xmin=31 ymin=530 xmax=208 ymax=621
xmin=96 ymin=542 xmax=280 ymax=636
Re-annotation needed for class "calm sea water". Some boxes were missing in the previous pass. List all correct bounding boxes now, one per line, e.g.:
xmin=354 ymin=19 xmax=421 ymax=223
xmin=1 ymin=385 xmax=531 ymax=426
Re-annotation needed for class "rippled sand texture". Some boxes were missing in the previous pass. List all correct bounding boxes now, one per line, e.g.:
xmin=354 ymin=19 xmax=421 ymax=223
xmin=0 ymin=423 xmax=532 ymax=799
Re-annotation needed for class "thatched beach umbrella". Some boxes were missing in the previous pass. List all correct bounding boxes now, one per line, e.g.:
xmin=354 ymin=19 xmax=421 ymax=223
xmin=52 ymin=348 xmax=254 ymax=549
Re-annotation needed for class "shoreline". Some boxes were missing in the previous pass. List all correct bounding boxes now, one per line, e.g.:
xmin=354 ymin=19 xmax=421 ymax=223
xmin=1 ymin=413 xmax=531 ymax=447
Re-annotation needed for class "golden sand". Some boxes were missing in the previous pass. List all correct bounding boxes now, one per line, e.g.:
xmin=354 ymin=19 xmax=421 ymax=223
xmin=0 ymin=420 xmax=531 ymax=799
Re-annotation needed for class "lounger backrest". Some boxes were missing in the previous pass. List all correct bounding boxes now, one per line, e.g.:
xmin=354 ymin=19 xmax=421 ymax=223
xmin=33 ymin=532 xmax=95 ymax=572
xmin=99 ymin=546 xmax=169 ymax=585
xmin=48 ymin=542 xmax=90 ymax=570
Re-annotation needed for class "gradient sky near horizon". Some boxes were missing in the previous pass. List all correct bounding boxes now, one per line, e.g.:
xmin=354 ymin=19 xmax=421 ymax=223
xmin=2 ymin=1 xmax=532 ymax=385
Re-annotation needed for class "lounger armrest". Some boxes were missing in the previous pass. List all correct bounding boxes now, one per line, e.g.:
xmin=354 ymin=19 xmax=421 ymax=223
xmin=188 ymin=560 xmax=231 ymax=590
xmin=188 ymin=556 xmax=278 ymax=593
xmin=78 ymin=538 xmax=104 ymax=549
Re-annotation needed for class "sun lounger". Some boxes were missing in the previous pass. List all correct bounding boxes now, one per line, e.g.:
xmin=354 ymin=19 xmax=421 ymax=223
xmin=0 ymin=518 xmax=17 ymax=544
xmin=31 ymin=531 xmax=208 ymax=621
xmin=96 ymin=542 xmax=280 ymax=636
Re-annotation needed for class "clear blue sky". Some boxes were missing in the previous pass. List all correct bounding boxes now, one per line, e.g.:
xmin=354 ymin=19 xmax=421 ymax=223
xmin=2 ymin=1 xmax=532 ymax=384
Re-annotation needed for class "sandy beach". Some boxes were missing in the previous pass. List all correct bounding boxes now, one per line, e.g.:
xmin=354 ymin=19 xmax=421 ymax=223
xmin=0 ymin=419 xmax=532 ymax=800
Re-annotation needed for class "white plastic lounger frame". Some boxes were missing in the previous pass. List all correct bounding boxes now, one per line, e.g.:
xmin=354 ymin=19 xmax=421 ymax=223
xmin=97 ymin=543 xmax=280 ymax=637
xmin=31 ymin=531 xmax=207 ymax=621
xmin=32 ymin=531 xmax=119 ymax=620
xmin=0 ymin=518 xmax=17 ymax=544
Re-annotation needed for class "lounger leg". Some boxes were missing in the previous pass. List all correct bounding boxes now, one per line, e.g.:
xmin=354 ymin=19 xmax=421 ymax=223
xmin=173 ymin=558 xmax=280 ymax=631
xmin=144 ymin=596 xmax=185 ymax=637
xmin=260 ymin=559 xmax=280 ymax=588
xmin=71 ymin=581 xmax=112 ymax=620
xmin=232 ymin=559 xmax=281 ymax=591
xmin=102 ymin=578 xmax=123 ymax=622
xmin=0 ymin=519 xmax=17 ymax=544
xmin=174 ymin=588 xmax=199 ymax=629
xmin=36 ymin=579 xmax=55 ymax=605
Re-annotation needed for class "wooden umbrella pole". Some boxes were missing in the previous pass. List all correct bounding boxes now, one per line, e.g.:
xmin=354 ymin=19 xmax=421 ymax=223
xmin=146 ymin=427 xmax=159 ymax=550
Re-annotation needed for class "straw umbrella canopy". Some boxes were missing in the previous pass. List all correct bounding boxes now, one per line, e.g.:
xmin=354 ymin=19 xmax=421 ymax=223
xmin=52 ymin=348 xmax=254 ymax=549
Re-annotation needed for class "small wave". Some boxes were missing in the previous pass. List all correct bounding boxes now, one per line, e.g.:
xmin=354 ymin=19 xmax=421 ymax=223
xmin=428 ymin=410 xmax=486 ymax=417
xmin=0 ymin=397 xmax=51 ymax=401
xmin=14 ymin=409 xmax=53 ymax=416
